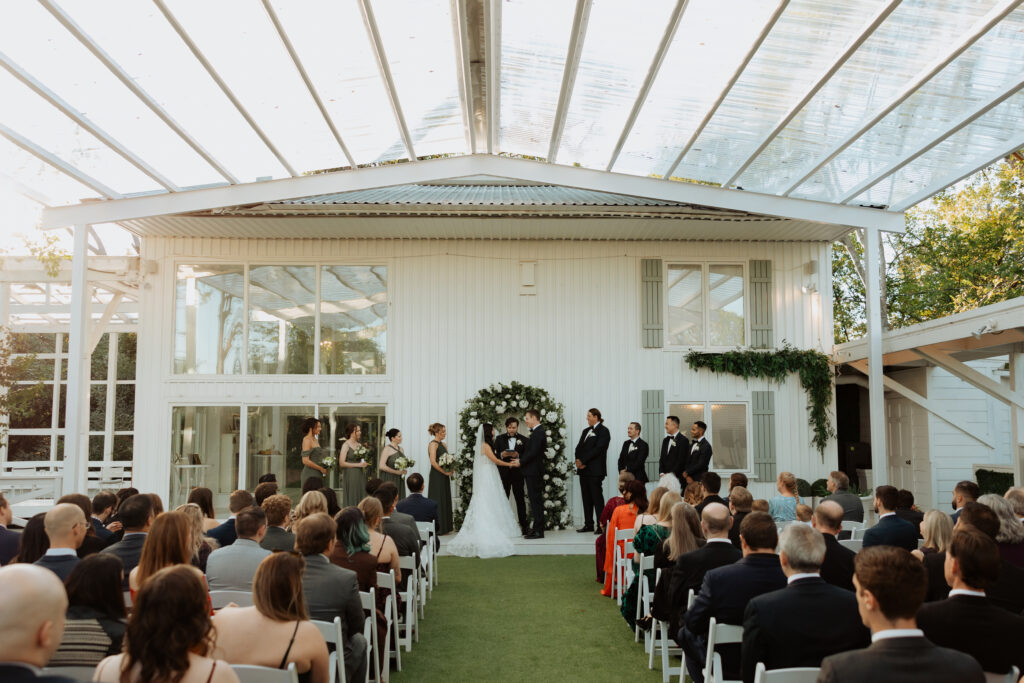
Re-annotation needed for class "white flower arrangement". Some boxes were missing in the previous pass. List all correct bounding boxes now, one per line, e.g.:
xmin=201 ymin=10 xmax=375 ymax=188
xmin=545 ymin=449 xmax=555 ymax=458
xmin=321 ymin=455 xmax=337 ymax=469
xmin=546 ymin=412 xmax=557 ymax=422
xmin=559 ymin=428 xmax=567 ymax=436
xmin=470 ymin=410 xmax=477 ymax=417
xmin=468 ymin=418 xmax=480 ymax=428
xmin=544 ymin=500 xmax=554 ymax=507
xmin=543 ymin=474 xmax=550 ymax=480
xmin=519 ymin=399 xmax=528 ymax=408
xmin=438 ymin=452 xmax=455 ymax=468
xmin=394 ymin=456 xmax=414 ymax=469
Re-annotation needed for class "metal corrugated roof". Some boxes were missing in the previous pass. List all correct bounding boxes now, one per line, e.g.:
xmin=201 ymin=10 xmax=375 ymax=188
xmin=279 ymin=184 xmax=687 ymax=207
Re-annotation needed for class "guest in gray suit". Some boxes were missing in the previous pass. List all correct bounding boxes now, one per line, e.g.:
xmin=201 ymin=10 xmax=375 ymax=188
xmin=823 ymin=471 xmax=864 ymax=522
xmin=260 ymin=494 xmax=296 ymax=553
xmin=296 ymin=513 xmax=368 ymax=683
xmin=34 ymin=503 xmax=87 ymax=582
xmin=206 ymin=506 xmax=271 ymax=591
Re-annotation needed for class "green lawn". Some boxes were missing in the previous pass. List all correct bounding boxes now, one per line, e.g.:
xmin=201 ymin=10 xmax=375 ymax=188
xmin=391 ymin=555 xmax=669 ymax=682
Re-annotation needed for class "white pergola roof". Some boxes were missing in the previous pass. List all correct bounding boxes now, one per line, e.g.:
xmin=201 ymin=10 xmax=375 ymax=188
xmin=2 ymin=0 xmax=1022 ymax=234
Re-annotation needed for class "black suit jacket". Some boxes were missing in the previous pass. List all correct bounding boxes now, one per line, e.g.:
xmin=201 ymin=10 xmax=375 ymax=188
xmin=574 ymin=423 xmax=610 ymax=479
xmin=668 ymin=540 xmax=741 ymax=625
xmin=34 ymin=553 xmax=79 ymax=582
xmin=728 ymin=511 xmax=748 ymax=549
xmin=695 ymin=494 xmax=728 ymax=517
xmin=819 ymin=532 xmax=856 ymax=591
xmin=684 ymin=437 xmax=713 ymax=480
xmin=520 ymin=425 xmax=546 ymax=478
xmin=90 ymin=516 xmax=114 ymax=542
xmin=0 ymin=525 xmax=21 ymax=565
xmin=101 ymin=532 xmax=147 ymax=588
xmin=741 ymin=577 xmax=869 ymax=682
xmin=0 ymin=663 xmax=77 ymax=683
xmin=77 ymin=533 xmax=107 ymax=559
xmin=659 ymin=433 xmax=687 ymax=478
xmin=493 ymin=432 xmax=526 ymax=460
xmin=617 ymin=438 xmax=649 ymax=483
xmin=924 ymin=551 xmax=1024 ymax=613
xmin=818 ymin=636 xmax=984 ymax=683
xmin=918 ymin=593 xmax=1024 ymax=674
xmin=207 ymin=518 xmax=237 ymax=547
xmin=862 ymin=514 xmax=918 ymax=551
xmin=894 ymin=507 xmax=924 ymax=537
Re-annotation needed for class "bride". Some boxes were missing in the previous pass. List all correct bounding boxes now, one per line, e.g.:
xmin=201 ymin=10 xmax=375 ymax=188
xmin=448 ymin=422 xmax=523 ymax=558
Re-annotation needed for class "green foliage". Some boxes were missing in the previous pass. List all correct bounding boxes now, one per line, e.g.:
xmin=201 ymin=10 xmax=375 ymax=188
xmin=976 ymin=468 xmax=1015 ymax=496
xmin=831 ymin=241 xmax=866 ymax=343
xmin=796 ymin=478 xmax=813 ymax=499
xmin=0 ymin=328 xmax=46 ymax=446
xmin=685 ymin=344 xmax=836 ymax=457
xmin=25 ymin=233 xmax=71 ymax=278
xmin=811 ymin=478 xmax=830 ymax=498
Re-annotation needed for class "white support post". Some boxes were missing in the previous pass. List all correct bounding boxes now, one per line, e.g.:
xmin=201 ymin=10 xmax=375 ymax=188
xmin=63 ymin=225 xmax=90 ymax=496
xmin=1011 ymin=346 xmax=1024 ymax=486
xmin=864 ymin=226 xmax=887 ymax=486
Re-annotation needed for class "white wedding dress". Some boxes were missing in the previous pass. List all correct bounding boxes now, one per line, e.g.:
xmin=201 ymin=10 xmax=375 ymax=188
xmin=447 ymin=443 xmax=522 ymax=558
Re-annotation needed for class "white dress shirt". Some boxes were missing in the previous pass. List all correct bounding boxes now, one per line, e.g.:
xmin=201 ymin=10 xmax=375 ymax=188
xmin=787 ymin=572 xmax=820 ymax=584
xmin=871 ymin=628 xmax=924 ymax=643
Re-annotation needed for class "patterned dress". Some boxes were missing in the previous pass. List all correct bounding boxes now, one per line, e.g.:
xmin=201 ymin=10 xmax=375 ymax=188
xmin=428 ymin=441 xmax=454 ymax=535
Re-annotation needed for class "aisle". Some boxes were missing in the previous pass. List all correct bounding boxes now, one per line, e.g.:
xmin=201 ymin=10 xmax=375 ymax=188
xmin=392 ymin=555 xmax=665 ymax=682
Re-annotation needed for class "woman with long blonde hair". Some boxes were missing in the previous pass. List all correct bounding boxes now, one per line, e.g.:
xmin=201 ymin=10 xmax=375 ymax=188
xmin=175 ymin=503 xmax=218 ymax=573
xmin=293 ymin=491 xmax=328 ymax=526
xmin=768 ymin=471 xmax=800 ymax=523
xmin=622 ymin=491 xmax=681 ymax=628
xmin=915 ymin=509 xmax=953 ymax=558
xmin=635 ymin=486 xmax=668 ymax=530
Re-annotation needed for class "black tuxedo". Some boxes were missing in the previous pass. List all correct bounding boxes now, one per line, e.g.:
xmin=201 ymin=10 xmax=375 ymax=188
xmin=741 ymin=576 xmax=870 ymax=682
xmin=664 ymin=540 xmax=741 ymax=636
xmin=819 ymin=636 xmax=984 ymax=683
xmin=861 ymin=513 xmax=917 ymax=551
xmin=208 ymin=518 xmax=238 ymax=547
xmin=575 ymin=423 xmax=610 ymax=528
xmin=617 ymin=438 xmax=649 ymax=483
xmin=925 ymin=550 xmax=1024 ymax=613
xmin=493 ymin=432 xmax=528 ymax=531
xmin=819 ymin=532 xmax=856 ymax=591
xmin=101 ymin=532 xmax=147 ymax=588
xmin=685 ymin=437 xmax=713 ymax=481
xmin=659 ymin=433 xmax=687 ymax=479
xmin=918 ymin=593 xmax=1024 ymax=674
xmin=521 ymin=425 xmax=546 ymax=535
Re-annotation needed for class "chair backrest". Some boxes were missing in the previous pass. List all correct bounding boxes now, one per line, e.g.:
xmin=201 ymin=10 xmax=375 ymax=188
xmin=376 ymin=569 xmax=397 ymax=593
xmin=231 ymin=662 xmax=299 ymax=683
xmin=614 ymin=528 xmax=634 ymax=543
xmin=985 ymin=666 xmax=1021 ymax=683
xmin=359 ymin=587 xmax=376 ymax=612
xmin=838 ymin=539 xmax=862 ymax=553
xmin=638 ymin=553 xmax=655 ymax=573
xmin=398 ymin=554 xmax=417 ymax=577
xmin=754 ymin=662 xmax=821 ymax=683
xmin=840 ymin=520 xmax=865 ymax=531
xmin=311 ymin=616 xmax=343 ymax=647
xmin=686 ymin=588 xmax=696 ymax=610
xmin=209 ymin=589 xmax=255 ymax=609
xmin=44 ymin=666 xmax=99 ymax=680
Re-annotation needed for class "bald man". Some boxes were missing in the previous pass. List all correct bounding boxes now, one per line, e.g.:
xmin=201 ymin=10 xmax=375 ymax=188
xmin=34 ymin=503 xmax=87 ymax=582
xmin=813 ymin=500 xmax=856 ymax=591
xmin=0 ymin=564 xmax=77 ymax=682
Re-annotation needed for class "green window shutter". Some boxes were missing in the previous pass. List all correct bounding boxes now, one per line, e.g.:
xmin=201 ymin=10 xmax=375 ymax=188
xmin=642 ymin=389 xmax=664 ymax=481
xmin=752 ymin=390 xmax=776 ymax=481
xmin=640 ymin=259 xmax=663 ymax=348
xmin=749 ymin=259 xmax=773 ymax=349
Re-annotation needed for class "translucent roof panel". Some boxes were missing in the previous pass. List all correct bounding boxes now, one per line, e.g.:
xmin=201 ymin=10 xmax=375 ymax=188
xmin=499 ymin=0 xmax=577 ymax=158
xmin=733 ymin=0 xmax=999 ymax=195
xmin=0 ymin=137 xmax=102 ymax=206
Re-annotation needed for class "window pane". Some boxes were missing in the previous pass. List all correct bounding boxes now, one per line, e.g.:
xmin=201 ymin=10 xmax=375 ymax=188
xmin=58 ymin=383 xmax=67 ymax=429
xmin=317 ymin=405 xmax=387 ymax=489
xmin=9 ymin=384 xmax=52 ymax=429
xmin=247 ymin=266 xmax=316 ymax=374
xmin=710 ymin=404 xmax=747 ymax=470
xmin=112 ymin=435 xmax=133 ymax=462
xmin=11 ymin=332 xmax=55 ymax=354
xmin=709 ymin=265 xmax=744 ymax=347
xmin=320 ymin=266 xmax=387 ymax=375
xmin=6 ymin=435 xmax=51 ymax=461
xmin=117 ymin=333 xmax=137 ymax=380
xmin=170 ymin=406 xmax=239 ymax=510
xmin=89 ymin=435 xmax=104 ymax=462
xmin=174 ymin=265 xmax=244 ymax=374
xmin=90 ymin=385 xmax=106 ymax=432
xmin=91 ymin=333 xmax=109 ymax=380
xmin=21 ymin=358 xmax=55 ymax=381
xmin=246 ymin=405 xmax=313 ymax=493
xmin=667 ymin=265 xmax=703 ymax=346
xmin=669 ymin=403 xmax=706 ymax=437
xmin=114 ymin=385 xmax=135 ymax=432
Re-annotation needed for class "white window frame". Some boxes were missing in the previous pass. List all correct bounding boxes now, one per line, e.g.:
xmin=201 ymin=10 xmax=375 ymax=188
xmin=667 ymin=400 xmax=752 ymax=473
xmin=664 ymin=260 xmax=749 ymax=351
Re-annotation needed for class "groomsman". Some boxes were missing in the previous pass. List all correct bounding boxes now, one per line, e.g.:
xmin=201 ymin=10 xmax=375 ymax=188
xmin=575 ymin=409 xmax=610 ymax=533
xmin=494 ymin=417 xmax=529 ymax=534
xmin=683 ymin=421 xmax=713 ymax=484
xmin=659 ymin=416 xmax=687 ymax=480
xmin=617 ymin=422 xmax=649 ymax=483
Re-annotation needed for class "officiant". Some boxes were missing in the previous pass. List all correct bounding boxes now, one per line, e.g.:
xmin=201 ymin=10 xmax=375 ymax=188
xmin=575 ymin=408 xmax=610 ymax=534
xmin=493 ymin=417 xmax=529 ymax=535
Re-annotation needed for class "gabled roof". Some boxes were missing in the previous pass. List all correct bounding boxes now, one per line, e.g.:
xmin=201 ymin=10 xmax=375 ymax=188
xmin=275 ymin=184 xmax=686 ymax=207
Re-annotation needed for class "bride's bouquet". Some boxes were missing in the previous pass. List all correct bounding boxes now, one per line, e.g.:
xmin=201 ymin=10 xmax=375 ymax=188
xmin=394 ymin=455 xmax=415 ymax=470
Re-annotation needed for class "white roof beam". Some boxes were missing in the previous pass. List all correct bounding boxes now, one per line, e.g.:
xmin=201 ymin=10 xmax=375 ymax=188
xmin=38 ymin=0 xmax=238 ymax=185
xmin=39 ymin=154 xmax=905 ymax=231
xmin=450 ymin=0 xmax=476 ymax=153
xmin=0 ymin=171 xmax=53 ymax=206
xmin=0 ymin=123 xmax=121 ymax=199
xmin=152 ymin=0 xmax=298 ymax=177
xmin=0 ymin=50 xmax=180 ymax=192
xmin=547 ymin=0 xmax=592 ymax=164
xmin=840 ymin=75 xmax=1024 ymax=204
xmin=356 ymin=0 xmax=417 ymax=160
xmin=605 ymin=0 xmax=690 ymax=172
xmin=782 ymin=0 xmax=1023 ymax=197
xmin=914 ymin=347 xmax=1024 ymax=411
xmin=260 ymin=0 xmax=356 ymax=169
xmin=661 ymin=0 xmax=789 ymax=180
xmin=721 ymin=0 xmax=902 ymax=188
xmin=484 ymin=0 xmax=501 ymax=153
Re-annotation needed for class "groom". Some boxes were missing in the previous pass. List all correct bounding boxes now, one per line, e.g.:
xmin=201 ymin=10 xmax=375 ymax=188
xmin=521 ymin=408 xmax=546 ymax=539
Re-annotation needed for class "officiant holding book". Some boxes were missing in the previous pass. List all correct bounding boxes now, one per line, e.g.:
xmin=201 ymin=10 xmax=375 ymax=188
xmin=575 ymin=408 xmax=610 ymax=534
xmin=493 ymin=416 xmax=529 ymax=535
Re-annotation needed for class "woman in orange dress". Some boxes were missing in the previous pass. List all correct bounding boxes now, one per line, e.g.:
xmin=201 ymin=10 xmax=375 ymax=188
xmin=601 ymin=480 xmax=648 ymax=597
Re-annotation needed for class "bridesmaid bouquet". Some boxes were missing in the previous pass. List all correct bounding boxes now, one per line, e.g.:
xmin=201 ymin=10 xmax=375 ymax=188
xmin=321 ymin=454 xmax=337 ymax=469
xmin=438 ymin=452 xmax=455 ymax=468
xmin=394 ymin=455 xmax=415 ymax=469
xmin=354 ymin=445 xmax=373 ymax=468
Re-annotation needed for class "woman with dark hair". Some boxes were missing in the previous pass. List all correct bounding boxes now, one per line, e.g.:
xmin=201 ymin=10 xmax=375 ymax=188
xmin=14 ymin=512 xmax=48 ymax=564
xmin=128 ymin=511 xmax=192 ymax=596
xmin=93 ymin=565 xmax=237 ymax=683
xmin=300 ymin=417 xmax=329 ymax=488
xmin=378 ymin=428 xmax=407 ymax=499
xmin=427 ymin=422 xmax=454 ymax=535
xmin=187 ymin=487 xmax=220 ymax=533
xmin=50 ymin=554 xmax=128 ymax=666
xmin=601 ymin=480 xmax=648 ymax=597
xmin=212 ymin=553 xmax=329 ymax=683
xmin=339 ymin=423 xmax=370 ymax=508
xmin=103 ymin=487 xmax=138 ymax=543
xmin=317 ymin=487 xmax=340 ymax=518
xmin=301 ymin=476 xmax=324 ymax=496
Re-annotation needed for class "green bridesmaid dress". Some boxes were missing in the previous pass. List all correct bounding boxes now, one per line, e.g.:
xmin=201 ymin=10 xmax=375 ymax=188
xmin=428 ymin=441 xmax=454 ymax=535
xmin=379 ymin=445 xmax=407 ymax=499
xmin=341 ymin=443 xmax=367 ymax=508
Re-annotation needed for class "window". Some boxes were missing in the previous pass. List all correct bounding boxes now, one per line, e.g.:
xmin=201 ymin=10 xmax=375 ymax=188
xmin=667 ymin=263 xmax=745 ymax=347
xmin=174 ymin=264 xmax=244 ymax=374
xmin=248 ymin=266 xmax=315 ymax=374
xmin=320 ymin=266 xmax=387 ymax=375
xmin=668 ymin=401 xmax=749 ymax=471
xmin=170 ymin=405 xmax=239 ymax=509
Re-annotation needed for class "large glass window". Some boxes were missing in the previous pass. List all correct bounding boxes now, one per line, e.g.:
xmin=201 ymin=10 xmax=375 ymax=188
xmin=247 ymin=266 xmax=315 ymax=374
xmin=320 ymin=266 xmax=387 ymax=375
xmin=174 ymin=264 xmax=244 ymax=374
xmin=667 ymin=265 xmax=703 ymax=347
xmin=246 ymin=405 xmax=313 ymax=493
xmin=170 ymin=405 xmax=239 ymax=510
xmin=669 ymin=401 xmax=749 ymax=471
xmin=709 ymin=265 xmax=745 ymax=347
xmin=667 ymin=263 xmax=745 ymax=348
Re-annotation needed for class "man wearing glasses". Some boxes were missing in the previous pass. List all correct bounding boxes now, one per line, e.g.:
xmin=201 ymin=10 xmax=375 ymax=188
xmin=34 ymin=503 xmax=88 ymax=581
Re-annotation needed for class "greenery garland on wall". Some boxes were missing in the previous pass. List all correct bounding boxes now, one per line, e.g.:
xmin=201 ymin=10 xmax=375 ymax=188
xmin=685 ymin=343 xmax=836 ymax=457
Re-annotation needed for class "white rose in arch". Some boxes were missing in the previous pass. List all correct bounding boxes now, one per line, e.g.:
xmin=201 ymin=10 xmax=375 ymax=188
xmin=545 ymin=449 xmax=555 ymax=458
xmin=546 ymin=412 xmax=557 ymax=422
xmin=470 ymin=411 xmax=477 ymax=417
xmin=544 ymin=500 xmax=554 ymax=508
xmin=519 ymin=400 xmax=528 ymax=408
xmin=559 ymin=428 xmax=567 ymax=436
xmin=553 ymin=444 xmax=559 ymax=451
xmin=468 ymin=418 xmax=479 ymax=428
xmin=490 ymin=400 xmax=495 ymax=405
xmin=543 ymin=474 xmax=550 ymax=480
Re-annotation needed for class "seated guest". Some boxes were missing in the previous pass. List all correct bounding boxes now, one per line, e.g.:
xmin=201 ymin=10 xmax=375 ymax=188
xmin=0 ymin=564 xmax=77 ymax=683
xmin=208 ymin=489 xmax=255 ymax=548
xmin=329 ymin=507 xmax=387 ymax=672
xmin=695 ymin=473 xmax=727 ymax=516
xmin=318 ymin=487 xmax=341 ymax=518
xmin=978 ymin=493 xmax=1024 ymax=568
xmin=683 ymin=481 xmax=704 ymax=508
xmin=602 ymin=481 xmax=648 ymax=597
xmin=395 ymin=472 xmax=439 ymax=527
xmin=862 ymin=485 xmax=917 ymax=551
xmin=187 ymin=487 xmax=221 ymax=533
xmin=812 ymin=500 xmax=856 ymax=591
xmin=128 ymin=510 xmax=191 ymax=595
xmin=895 ymin=489 xmax=924 ymax=537
xmin=90 ymin=490 xmax=118 ymax=541
xmin=727 ymin=487 xmax=752 ymax=549
xmin=175 ymin=503 xmax=218 ymax=573
xmin=94 ymin=565 xmax=237 ymax=683
xmin=622 ymin=491 xmax=680 ymax=628
xmin=728 ymin=473 xmax=748 ymax=493
xmin=951 ymin=480 xmax=980 ymax=524
xmin=818 ymin=546 xmax=984 ymax=683
xmin=823 ymin=470 xmax=864 ymax=522
xmin=49 ymin=554 xmax=127 ymax=667
xmin=741 ymin=524 xmax=869 ymax=682
xmin=34 ymin=503 xmax=86 ymax=581
xmin=768 ymin=472 xmax=800 ymax=523
xmin=374 ymin=485 xmax=420 ymax=573
xmin=257 ymin=473 xmax=277 ymax=484
xmin=913 ymin=509 xmax=953 ymax=559
xmin=594 ymin=472 xmax=631 ymax=583
xmin=377 ymin=481 xmax=421 ymax=540
xmin=680 ymin=512 xmax=786 ymax=683
xmin=57 ymin=493 xmax=107 ymax=558
xmin=357 ymin=497 xmax=402 ymax=585
xmin=14 ymin=513 xmax=49 ymax=565
xmin=794 ymin=503 xmax=812 ymax=525
xmin=645 ymin=501 xmax=703 ymax=632
xmin=0 ymin=493 xmax=21 ymax=566
xmin=301 ymin=476 xmax=325 ymax=497
xmin=293 ymin=491 xmax=328 ymax=525
xmin=148 ymin=494 xmax=165 ymax=516
xmin=206 ymin=507 xmax=271 ymax=591
xmin=102 ymin=487 xmax=138 ymax=545
xmin=253 ymin=481 xmax=278 ymax=507
xmin=212 ymin=553 xmax=330 ymax=683
xmin=634 ymin=486 xmax=667 ymax=529
xmin=1005 ymin=486 xmax=1024 ymax=522
xmin=261 ymin=494 xmax=296 ymax=552
xmin=751 ymin=499 xmax=769 ymax=513
xmin=917 ymin=526 xmax=1024 ymax=675
xmin=294 ymin=514 xmax=368 ymax=683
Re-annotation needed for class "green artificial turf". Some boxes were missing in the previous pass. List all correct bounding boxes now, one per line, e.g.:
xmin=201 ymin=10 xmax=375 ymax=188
xmin=391 ymin=555 xmax=668 ymax=682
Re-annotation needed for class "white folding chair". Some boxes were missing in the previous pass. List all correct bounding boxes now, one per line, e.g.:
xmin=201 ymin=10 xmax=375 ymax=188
xmin=753 ymin=662 xmax=820 ymax=683
xmin=209 ymin=589 xmax=254 ymax=609
xmin=397 ymin=555 xmax=418 ymax=650
xmin=703 ymin=617 xmax=743 ymax=683
xmin=634 ymin=553 xmax=655 ymax=644
xmin=123 ymin=590 xmax=132 ymax=608
xmin=838 ymin=539 xmax=862 ymax=553
xmin=985 ymin=666 xmax=1021 ymax=683
xmin=840 ymin=520 xmax=865 ymax=540
xmin=311 ymin=616 xmax=346 ymax=683
xmin=362 ymin=615 xmax=374 ymax=683
xmin=415 ymin=521 xmax=437 ymax=593
xmin=376 ymin=570 xmax=402 ymax=672
xmin=231 ymin=663 xmax=300 ymax=683
xmin=612 ymin=528 xmax=635 ymax=605
xmin=44 ymin=667 xmax=99 ymax=680
xmin=360 ymin=589 xmax=381 ymax=683
xmin=649 ymin=579 xmax=686 ymax=683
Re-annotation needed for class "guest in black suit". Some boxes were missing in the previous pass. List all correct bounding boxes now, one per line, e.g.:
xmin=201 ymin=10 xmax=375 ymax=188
xmin=574 ymin=408 xmax=610 ymax=533
xmin=493 ymin=417 xmax=529 ymax=533
xmin=818 ymin=546 xmax=984 ymax=683
xmin=0 ymin=564 xmax=78 ymax=683
xmin=659 ymin=415 xmax=687 ymax=481
xmin=813 ymin=500 xmax=856 ymax=591
xmin=90 ymin=490 xmax=118 ymax=542
xmin=0 ymin=493 xmax=21 ymax=566
xmin=34 ymin=503 xmax=87 ymax=582
xmin=695 ymin=472 xmax=727 ymax=516
xmin=683 ymin=421 xmax=713 ymax=485
xmin=100 ymin=493 xmax=153 ymax=589
xmin=917 ymin=526 xmax=1024 ymax=675
xmin=680 ymin=512 xmax=786 ymax=683
xmin=862 ymin=485 xmax=918 ymax=551
xmin=207 ymin=489 xmax=255 ymax=548
xmin=951 ymin=480 xmax=980 ymax=525
xmin=521 ymin=409 xmax=547 ymax=539
xmin=741 ymin=524 xmax=869 ymax=682
xmin=726 ymin=487 xmax=752 ymax=550
xmin=617 ymin=421 xmax=649 ymax=484
xmin=396 ymin=473 xmax=440 ymax=551
xmin=895 ymin=489 xmax=924 ymax=538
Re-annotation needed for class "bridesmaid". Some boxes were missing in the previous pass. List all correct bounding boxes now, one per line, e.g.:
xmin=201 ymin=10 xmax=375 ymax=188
xmin=427 ymin=423 xmax=454 ymax=535
xmin=300 ymin=418 xmax=329 ymax=488
xmin=378 ymin=428 xmax=408 ymax=499
xmin=340 ymin=423 xmax=371 ymax=508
